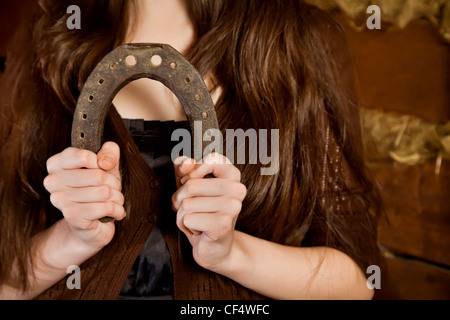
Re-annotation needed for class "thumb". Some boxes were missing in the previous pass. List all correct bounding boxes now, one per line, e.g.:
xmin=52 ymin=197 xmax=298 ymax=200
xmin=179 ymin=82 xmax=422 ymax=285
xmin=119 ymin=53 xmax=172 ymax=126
xmin=97 ymin=142 xmax=121 ymax=177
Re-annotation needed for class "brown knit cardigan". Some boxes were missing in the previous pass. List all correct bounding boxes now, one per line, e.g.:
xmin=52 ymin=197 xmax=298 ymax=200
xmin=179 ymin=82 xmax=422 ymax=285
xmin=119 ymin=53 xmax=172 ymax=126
xmin=35 ymin=9 xmax=375 ymax=300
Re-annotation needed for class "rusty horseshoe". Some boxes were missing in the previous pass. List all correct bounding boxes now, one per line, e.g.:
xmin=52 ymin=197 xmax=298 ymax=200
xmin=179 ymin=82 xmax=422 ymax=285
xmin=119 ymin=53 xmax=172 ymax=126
xmin=71 ymin=43 xmax=219 ymax=222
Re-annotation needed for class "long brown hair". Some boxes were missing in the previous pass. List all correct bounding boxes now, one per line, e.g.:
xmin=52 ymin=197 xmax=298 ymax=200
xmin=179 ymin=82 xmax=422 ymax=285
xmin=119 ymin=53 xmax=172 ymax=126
xmin=0 ymin=0 xmax=381 ymax=291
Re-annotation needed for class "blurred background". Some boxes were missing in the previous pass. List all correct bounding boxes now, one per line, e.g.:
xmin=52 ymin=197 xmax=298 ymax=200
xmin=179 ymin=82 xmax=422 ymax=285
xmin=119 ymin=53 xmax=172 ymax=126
xmin=1 ymin=0 xmax=449 ymax=300
xmin=306 ymin=0 xmax=450 ymax=300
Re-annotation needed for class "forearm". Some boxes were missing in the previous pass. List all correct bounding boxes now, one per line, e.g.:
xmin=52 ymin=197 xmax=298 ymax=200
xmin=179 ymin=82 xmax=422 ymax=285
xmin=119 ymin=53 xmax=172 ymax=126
xmin=0 ymin=219 xmax=100 ymax=300
xmin=213 ymin=231 xmax=373 ymax=300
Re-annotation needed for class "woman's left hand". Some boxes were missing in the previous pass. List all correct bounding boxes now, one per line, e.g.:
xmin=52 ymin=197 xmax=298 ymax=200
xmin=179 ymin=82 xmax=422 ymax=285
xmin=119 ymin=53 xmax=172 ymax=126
xmin=172 ymin=153 xmax=246 ymax=271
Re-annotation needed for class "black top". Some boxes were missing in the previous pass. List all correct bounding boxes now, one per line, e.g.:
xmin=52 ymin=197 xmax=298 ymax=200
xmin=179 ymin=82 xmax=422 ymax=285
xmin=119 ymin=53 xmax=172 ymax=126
xmin=118 ymin=119 xmax=189 ymax=300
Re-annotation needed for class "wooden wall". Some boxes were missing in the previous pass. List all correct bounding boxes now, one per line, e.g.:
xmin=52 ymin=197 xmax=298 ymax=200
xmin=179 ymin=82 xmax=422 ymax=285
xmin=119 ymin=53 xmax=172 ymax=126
xmin=332 ymin=13 xmax=450 ymax=300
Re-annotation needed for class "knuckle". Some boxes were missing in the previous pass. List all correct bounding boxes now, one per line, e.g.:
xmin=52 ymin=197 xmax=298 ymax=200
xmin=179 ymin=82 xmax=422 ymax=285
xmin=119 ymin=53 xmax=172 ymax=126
xmin=171 ymin=193 xmax=178 ymax=206
xmin=229 ymin=199 xmax=242 ymax=215
xmin=234 ymin=183 xmax=247 ymax=200
xmin=99 ymin=185 xmax=112 ymax=200
xmin=176 ymin=212 xmax=185 ymax=230
xmin=75 ymin=149 xmax=97 ymax=168
xmin=43 ymin=175 xmax=55 ymax=191
xmin=117 ymin=192 xmax=125 ymax=206
xmin=93 ymin=170 xmax=107 ymax=185
xmin=217 ymin=214 xmax=233 ymax=233
xmin=49 ymin=191 xmax=64 ymax=208
xmin=179 ymin=198 xmax=192 ymax=214
xmin=184 ymin=179 xmax=197 ymax=195
xmin=209 ymin=152 xmax=219 ymax=162
xmin=211 ymin=152 xmax=222 ymax=161
xmin=104 ymin=202 xmax=115 ymax=215
xmin=117 ymin=205 xmax=126 ymax=220
xmin=76 ymin=149 xmax=93 ymax=167
xmin=46 ymin=157 xmax=55 ymax=173
xmin=182 ymin=214 xmax=191 ymax=227
xmin=63 ymin=205 xmax=77 ymax=222
xmin=206 ymin=152 xmax=221 ymax=165
xmin=233 ymin=167 xmax=242 ymax=180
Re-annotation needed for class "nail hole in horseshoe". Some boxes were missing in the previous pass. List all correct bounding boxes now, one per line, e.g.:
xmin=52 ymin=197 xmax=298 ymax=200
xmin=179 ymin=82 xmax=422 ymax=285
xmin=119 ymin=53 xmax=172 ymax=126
xmin=151 ymin=55 xmax=162 ymax=66
xmin=125 ymin=55 xmax=137 ymax=67
xmin=88 ymin=95 xmax=94 ymax=102
xmin=185 ymin=77 xmax=191 ymax=83
xmin=195 ymin=94 xmax=201 ymax=101
xmin=80 ymin=132 xmax=85 ymax=139
xmin=98 ymin=78 xmax=105 ymax=85
xmin=82 ymin=114 xmax=87 ymax=120
xmin=170 ymin=62 xmax=177 ymax=69
xmin=110 ymin=62 xmax=118 ymax=70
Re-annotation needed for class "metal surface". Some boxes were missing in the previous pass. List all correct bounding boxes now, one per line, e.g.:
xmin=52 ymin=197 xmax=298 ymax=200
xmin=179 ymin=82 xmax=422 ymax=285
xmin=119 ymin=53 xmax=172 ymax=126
xmin=71 ymin=43 xmax=219 ymax=223
xmin=72 ymin=43 xmax=218 ymax=156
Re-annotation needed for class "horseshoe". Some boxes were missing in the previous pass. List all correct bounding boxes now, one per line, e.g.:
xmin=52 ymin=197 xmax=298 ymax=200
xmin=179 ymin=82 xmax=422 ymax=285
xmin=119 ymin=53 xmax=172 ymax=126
xmin=72 ymin=43 xmax=218 ymax=156
xmin=71 ymin=43 xmax=219 ymax=222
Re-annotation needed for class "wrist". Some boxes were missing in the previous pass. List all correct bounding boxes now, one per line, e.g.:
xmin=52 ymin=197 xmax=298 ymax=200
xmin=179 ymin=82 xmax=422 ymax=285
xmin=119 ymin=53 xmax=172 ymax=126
xmin=37 ymin=219 xmax=102 ymax=273
xmin=209 ymin=231 xmax=253 ymax=279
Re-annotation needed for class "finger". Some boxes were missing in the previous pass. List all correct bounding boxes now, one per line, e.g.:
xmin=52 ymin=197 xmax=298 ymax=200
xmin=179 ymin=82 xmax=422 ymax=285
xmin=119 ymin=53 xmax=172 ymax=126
xmin=49 ymin=186 xmax=124 ymax=210
xmin=44 ymin=169 xmax=121 ymax=193
xmin=172 ymin=179 xmax=246 ymax=211
xmin=174 ymin=157 xmax=197 ymax=186
xmin=64 ymin=186 xmax=124 ymax=205
xmin=97 ymin=142 xmax=121 ymax=178
xmin=63 ymin=202 xmax=127 ymax=228
xmin=183 ymin=153 xmax=240 ymax=181
xmin=176 ymin=197 xmax=241 ymax=236
xmin=183 ymin=213 xmax=235 ymax=241
xmin=47 ymin=148 xmax=98 ymax=173
xmin=178 ymin=197 xmax=227 ymax=214
xmin=176 ymin=197 xmax=220 ymax=237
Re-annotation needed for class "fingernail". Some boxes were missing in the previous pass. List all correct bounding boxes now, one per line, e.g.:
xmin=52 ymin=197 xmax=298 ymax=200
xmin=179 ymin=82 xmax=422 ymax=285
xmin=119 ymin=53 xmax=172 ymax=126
xmin=101 ymin=154 xmax=115 ymax=166
xmin=174 ymin=156 xmax=188 ymax=165
xmin=181 ymin=157 xmax=194 ymax=167
xmin=103 ymin=154 xmax=115 ymax=162
xmin=180 ymin=175 xmax=189 ymax=185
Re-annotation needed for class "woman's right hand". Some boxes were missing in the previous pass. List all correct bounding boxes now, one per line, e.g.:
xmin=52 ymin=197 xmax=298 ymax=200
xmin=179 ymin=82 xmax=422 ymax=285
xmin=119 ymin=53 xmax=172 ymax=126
xmin=43 ymin=142 xmax=126 ymax=251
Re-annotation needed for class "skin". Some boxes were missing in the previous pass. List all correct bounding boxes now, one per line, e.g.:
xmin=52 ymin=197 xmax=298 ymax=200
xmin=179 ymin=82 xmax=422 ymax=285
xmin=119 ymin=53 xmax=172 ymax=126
xmin=0 ymin=0 xmax=374 ymax=300
xmin=171 ymin=154 xmax=373 ymax=300
xmin=0 ymin=143 xmax=126 ymax=299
